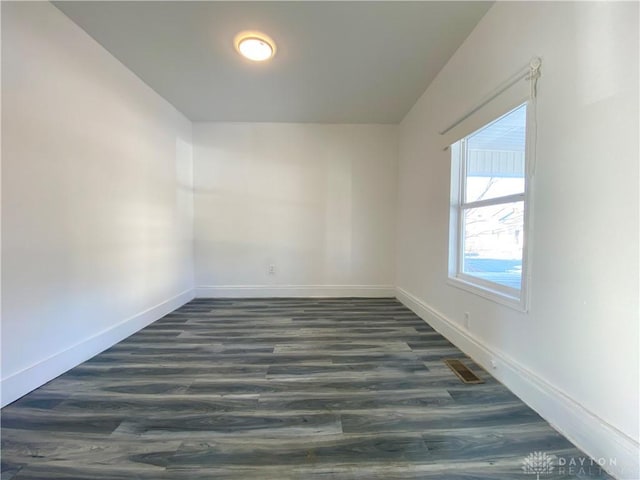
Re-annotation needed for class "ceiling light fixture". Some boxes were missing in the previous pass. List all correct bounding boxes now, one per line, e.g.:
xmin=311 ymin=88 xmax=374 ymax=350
xmin=234 ymin=31 xmax=276 ymax=62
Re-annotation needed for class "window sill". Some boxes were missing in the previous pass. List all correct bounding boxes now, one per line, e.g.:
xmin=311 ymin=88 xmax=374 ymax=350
xmin=447 ymin=276 xmax=528 ymax=313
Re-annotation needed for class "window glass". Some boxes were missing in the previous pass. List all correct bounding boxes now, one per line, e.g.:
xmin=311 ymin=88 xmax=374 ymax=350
xmin=462 ymin=201 xmax=524 ymax=290
xmin=449 ymin=102 xmax=529 ymax=304
xmin=465 ymin=105 xmax=526 ymax=203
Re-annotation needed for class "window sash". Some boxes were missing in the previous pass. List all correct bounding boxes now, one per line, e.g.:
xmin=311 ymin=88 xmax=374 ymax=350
xmin=460 ymin=192 xmax=525 ymax=210
xmin=455 ymin=272 xmax=521 ymax=298
xmin=451 ymin=115 xmax=528 ymax=303
xmin=455 ymin=199 xmax=526 ymax=300
xmin=455 ymin=197 xmax=525 ymax=294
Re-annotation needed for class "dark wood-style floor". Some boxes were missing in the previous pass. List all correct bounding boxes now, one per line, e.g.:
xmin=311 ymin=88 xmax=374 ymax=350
xmin=1 ymin=298 xmax=611 ymax=479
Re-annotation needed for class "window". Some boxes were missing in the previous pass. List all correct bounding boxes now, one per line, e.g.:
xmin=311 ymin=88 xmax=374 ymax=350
xmin=449 ymin=103 xmax=529 ymax=309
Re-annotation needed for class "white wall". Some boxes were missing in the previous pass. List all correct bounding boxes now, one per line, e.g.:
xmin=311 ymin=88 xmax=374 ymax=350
xmin=396 ymin=2 xmax=639 ymax=478
xmin=193 ymin=123 xmax=397 ymax=297
xmin=3 ymin=3 xmax=638 ymax=475
xmin=1 ymin=2 xmax=194 ymax=406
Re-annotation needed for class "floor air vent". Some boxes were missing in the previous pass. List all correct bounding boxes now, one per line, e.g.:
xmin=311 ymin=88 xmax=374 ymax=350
xmin=444 ymin=359 xmax=484 ymax=384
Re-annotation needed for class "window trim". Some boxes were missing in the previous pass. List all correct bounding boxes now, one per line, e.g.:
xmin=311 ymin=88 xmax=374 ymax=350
xmin=448 ymin=102 xmax=532 ymax=312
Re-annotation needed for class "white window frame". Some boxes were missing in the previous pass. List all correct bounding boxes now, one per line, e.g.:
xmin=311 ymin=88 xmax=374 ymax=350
xmin=448 ymin=102 xmax=532 ymax=312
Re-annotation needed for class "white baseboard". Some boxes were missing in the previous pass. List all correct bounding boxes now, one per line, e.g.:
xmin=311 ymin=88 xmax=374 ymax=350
xmin=195 ymin=284 xmax=396 ymax=298
xmin=1 ymin=288 xmax=195 ymax=407
xmin=396 ymin=287 xmax=639 ymax=480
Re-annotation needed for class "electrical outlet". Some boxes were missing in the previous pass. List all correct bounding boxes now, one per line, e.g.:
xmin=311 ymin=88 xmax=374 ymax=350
xmin=490 ymin=359 xmax=498 ymax=370
xmin=268 ymin=264 xmax=276 ymax=275
xmin=463 ymin=312 xmax=470 ymax=329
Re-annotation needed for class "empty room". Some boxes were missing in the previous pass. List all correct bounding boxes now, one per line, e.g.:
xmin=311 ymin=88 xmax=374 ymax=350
xmin=1 ymin=1 xmax=638 ymax=479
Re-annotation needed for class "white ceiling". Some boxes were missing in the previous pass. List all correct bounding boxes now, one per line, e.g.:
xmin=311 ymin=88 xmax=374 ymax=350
xmin=54 ymin=1 xmax=492 ymax=124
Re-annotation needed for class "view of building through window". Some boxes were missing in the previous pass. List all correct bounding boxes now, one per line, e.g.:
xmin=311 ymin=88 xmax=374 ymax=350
xmin=459 ymin=104 xmax=527 ymax=292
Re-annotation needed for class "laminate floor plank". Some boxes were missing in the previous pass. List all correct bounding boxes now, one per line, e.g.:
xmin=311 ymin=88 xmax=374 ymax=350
xmin=0 ymin=298 xmax=611 ymax=478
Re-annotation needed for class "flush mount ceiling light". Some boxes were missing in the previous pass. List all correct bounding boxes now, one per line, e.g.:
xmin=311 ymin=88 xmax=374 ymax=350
xmin=234 ymin=31 xmax=276 ymax=62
